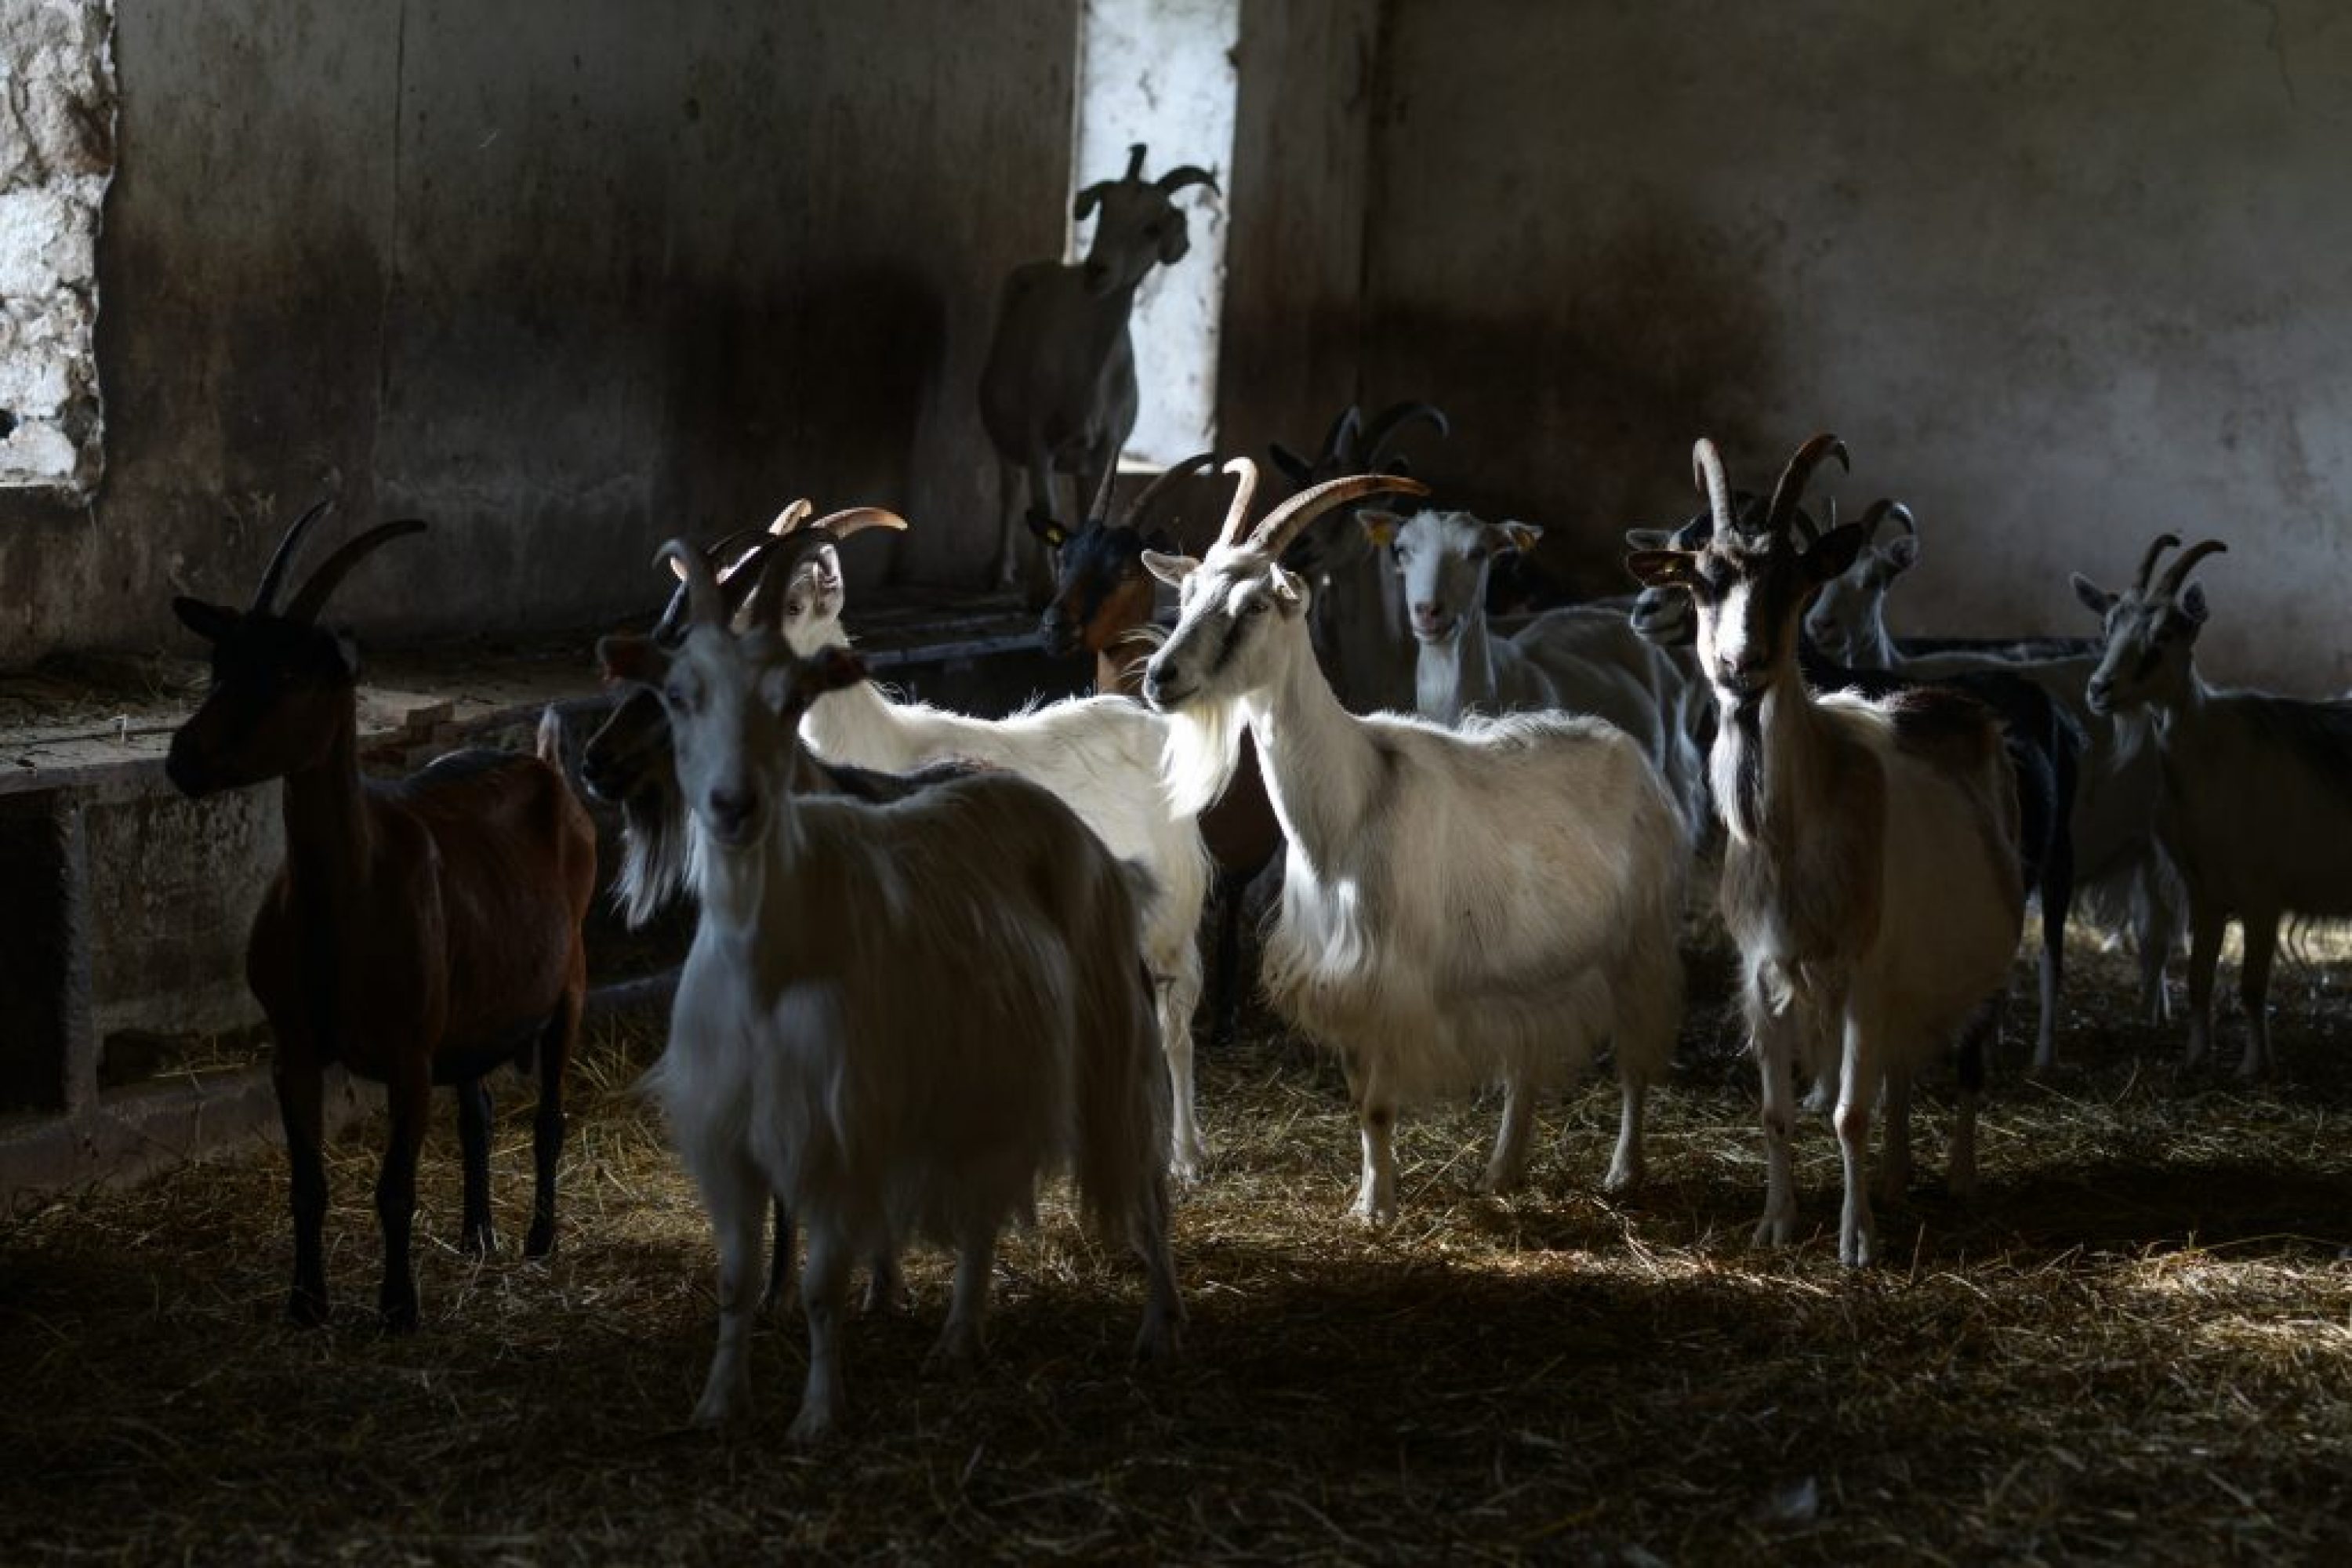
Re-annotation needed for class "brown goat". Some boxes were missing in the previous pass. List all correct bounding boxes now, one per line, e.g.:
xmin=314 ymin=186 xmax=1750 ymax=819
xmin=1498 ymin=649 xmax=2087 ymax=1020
xmin=167 ymin=503 xmax=597 ymax=1331
xmin=1034 ymin=457 xmax=1283 ymax=1045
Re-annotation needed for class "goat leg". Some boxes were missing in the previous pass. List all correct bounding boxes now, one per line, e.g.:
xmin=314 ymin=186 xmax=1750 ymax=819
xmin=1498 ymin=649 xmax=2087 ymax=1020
xmin=272 ymin=1044 xmax=332 ymax=1327
xmin=2238 ymin=913 xmax=2280 ymax=1080
xmin=524 ymin=989 xmax=577 ymax=1258
xmin=456 ymin=1078 xmax=496 ymax=1257
xmin=375 ymin=1058 xmax=431 ymax=1333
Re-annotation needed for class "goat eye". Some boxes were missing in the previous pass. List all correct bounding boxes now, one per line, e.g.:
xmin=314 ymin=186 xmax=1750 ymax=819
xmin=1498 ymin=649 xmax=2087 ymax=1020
xmin=1244 ymin=597 xmax=1269 ymax=617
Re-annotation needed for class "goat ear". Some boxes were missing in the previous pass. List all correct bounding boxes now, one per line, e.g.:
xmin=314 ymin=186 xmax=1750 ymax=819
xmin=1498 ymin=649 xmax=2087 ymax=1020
xmin=598 ymin=633 xmax=670 ymax=688
xmin=1269 ymin=564 xmax=1306 ymax=607
xmin=2071 ymin=574 xmax=2116 ymax=615
xmin=1156 ymin=212 xmax=1191 ymax=265
xmin=172 ymin=596 xmax=240 ymax=644
xmin=1806 ymin=524 xmax=1868 ymax=583
xmin=1358 ymin=510 xmax=1402 ymax=549
xmin=1622 ymin=527 xmax=1673 ymax=551
xmin=1267 ymin=442 xmax=1314 ymax=487
xmin=2179 ymin=583 xmax=2210 ymax=626
xmin=1623 ymin=550 xmax=1697 ymax=590
xmin=1142 ymin=549 xmax=1197 ymax=586
xmin=1073 ymin=183 xmax=1106 ymax=221
xmin=1878 ymin=535 xmax=1921 ymax=576
xmin=1489 ymin=521 xmax=1542 ymax=556
xmin=1028 ymin=513 xmax=1069 ymax=548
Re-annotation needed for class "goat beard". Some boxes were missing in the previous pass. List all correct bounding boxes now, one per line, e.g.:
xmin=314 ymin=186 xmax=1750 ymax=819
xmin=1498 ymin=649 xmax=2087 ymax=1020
xmin=1160 ymin=695 xmax=1246 ymax=818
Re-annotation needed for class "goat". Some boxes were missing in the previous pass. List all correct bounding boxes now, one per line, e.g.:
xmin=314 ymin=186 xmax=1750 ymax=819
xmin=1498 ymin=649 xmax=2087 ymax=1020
xmin=750 ymin=508 xmax=1220 ymax=1181
xmin=1035 ymin=455 xmax=1284 ymax=1047
xmin=166 ymin=503 xmax=597 ymax=1330
xmin=602 ymin=534 xmax=1181 ymax=1442
xmin=2075 ymin=535 xmax=2352 ymax=1077
xmin=1627 ymin=437 xmax=2024 ymax=1267
xmin=1802 ymin=499 xmax=2183 ymax=1036
xmin=978 ymin=142 xmax=1218 ymax=602
xmin=1138 ymin=462 xmax=1686 ymax=1223
xmin=1361 ymin=505 xmax=1709 ymax=837
xmin=1629 ymin=497 xmax=2082 ymax=1075
xmin=1266 ymin=401 xmax=1452 ymax=713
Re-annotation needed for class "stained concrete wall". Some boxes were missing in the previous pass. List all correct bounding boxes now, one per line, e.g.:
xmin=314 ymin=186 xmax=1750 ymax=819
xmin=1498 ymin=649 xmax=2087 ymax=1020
xmin=0 ymin=0 xmax=1077 ymax=666
xmin=1348 ymin=1 xmax=2352 ymax=690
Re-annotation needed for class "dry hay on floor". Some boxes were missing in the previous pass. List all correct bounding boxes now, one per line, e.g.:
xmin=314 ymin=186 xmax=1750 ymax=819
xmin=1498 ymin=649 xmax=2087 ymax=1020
xmin=3 ymin=926 xmax=2350 ymax=1565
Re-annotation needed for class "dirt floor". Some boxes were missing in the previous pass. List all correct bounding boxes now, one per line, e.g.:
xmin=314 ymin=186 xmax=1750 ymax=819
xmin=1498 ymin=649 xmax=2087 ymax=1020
xmin=3 ymin=927 xmax=2349 ymax=1564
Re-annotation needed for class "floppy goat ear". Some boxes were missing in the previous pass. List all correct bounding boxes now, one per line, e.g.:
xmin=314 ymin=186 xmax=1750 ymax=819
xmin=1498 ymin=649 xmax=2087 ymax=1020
xmin=173 ymin=597 xmax=241 ymax=644
xmin=1142 ymin=549 xmax=1200 ymax=586
xmin=1624 ymin=550 xmax=1698 ymax=590
xmin=598 ymin=634 xmax=671 ymax=688
xmin=2071 ymin=574 xmax=2117 ymax=616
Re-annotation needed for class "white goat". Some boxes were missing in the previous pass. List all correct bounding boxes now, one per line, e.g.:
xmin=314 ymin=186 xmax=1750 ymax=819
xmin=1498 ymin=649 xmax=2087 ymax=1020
xmin=1362 ymin=506 xmax=1708 ymax=837
xmin=1139 ymin=462 xmax=1687 ymax=1224
xmin=1628 ymin=437 xmax=2024 ymax=1267
xmin=769 ymin=512 xmax=1219 ymax=1179
xmin=1804 ymin=503 xmax=2185 ymax=1029
xmin=979 ymin=142 xmax=1218 ymax=599
xmin=603 ymin=536 xmax=1182 ymax=1443
xmin=2075 ymin=535 xmax=2352 ymax=1077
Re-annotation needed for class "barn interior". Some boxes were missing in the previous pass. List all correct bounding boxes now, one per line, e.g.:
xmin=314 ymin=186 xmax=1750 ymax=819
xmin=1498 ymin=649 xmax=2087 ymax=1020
xmin=3 ymin=2 xmax=2349 ymax=1560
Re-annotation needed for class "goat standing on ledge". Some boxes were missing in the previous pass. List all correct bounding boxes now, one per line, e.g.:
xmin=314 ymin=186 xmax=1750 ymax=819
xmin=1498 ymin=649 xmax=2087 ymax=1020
xmin=604 ymin=533 xmax=1181 ymax=1442
xmin=1628 ymin=437 xmax=2024 ymax=1267
xmin=2075 ymin=535 xmax=2352 ymax=1078
xmin=979 ymin=140 xmax=1218 ymax=602
xmin=167 ymin=503 xmax=597 ymax=1330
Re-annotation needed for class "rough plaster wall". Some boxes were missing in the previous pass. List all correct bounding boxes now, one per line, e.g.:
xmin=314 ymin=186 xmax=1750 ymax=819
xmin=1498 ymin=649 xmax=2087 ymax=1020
xmin=1214 ymin=0 xmax=1381 ymax=476
xmin=1360 ymin=0 xmax=2352 ymax=689
xmin=0 ymin=0 xmax=114 ymax=495
xmin=0 ymin=0 xmax=1075 ymax=664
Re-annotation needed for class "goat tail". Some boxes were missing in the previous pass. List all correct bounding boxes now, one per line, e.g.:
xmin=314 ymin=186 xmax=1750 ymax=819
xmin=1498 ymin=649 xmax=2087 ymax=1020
xmin=1069 ymin=858 xmax=1174 ymax=1249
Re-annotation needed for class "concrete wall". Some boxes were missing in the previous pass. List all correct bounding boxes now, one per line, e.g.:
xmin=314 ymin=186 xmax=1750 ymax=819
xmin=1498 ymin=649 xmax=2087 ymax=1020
xmin=0 ymin=0 xmax=1077 ymax=666
xmin=1354 ymin=0 xmax=2352 ymax=690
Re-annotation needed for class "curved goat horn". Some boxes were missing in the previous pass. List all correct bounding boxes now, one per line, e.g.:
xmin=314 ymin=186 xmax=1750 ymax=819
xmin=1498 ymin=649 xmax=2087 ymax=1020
xmin=1120 ymin=451 xmax=1221 ymax=532
xmin=251 ymin=499 xmax=336 ymax=615
xmin=1316 ymin=405 xmax=1363 ymax=470
xmin=2154 ymin=538 xmax=2228 ymax=600
xmin=1861 ymin=499 xmax=1916 ymax=543
xmin=1250 ymin=473 xmax=1432 ymax=561
xmin=1123 ymin=142 xmax=1149 ymax=182
xmin=1214 ymin=456 xmax=1263 ymax=548
xmin=282 ymin=519 xmax=426 ymax=626
xmin=767 ymin=499 xmax=815 ymax=537
xmin=655 ymin=528 xmax=769 ymax=642
xmin=1691 ymin=439 xmax=1737 ymax=539
xmin=1764 ymin=434 xmax=1849 ymax=539
xmin=1155 ymin=165 xmax=1219 ymax=197
xmin=2133 ymin=532 xmax=2183 ymax=592
xmin=658 ymin=538 xmax=727 ymax=629
xmin=1361 ymin=402 xmax=1450 ymax=470
xmin=806 ymin=506 xmax=908 ymax=543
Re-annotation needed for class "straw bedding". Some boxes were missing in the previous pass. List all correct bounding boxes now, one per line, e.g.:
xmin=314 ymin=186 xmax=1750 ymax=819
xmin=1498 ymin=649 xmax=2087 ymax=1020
xmin=3 ymin=924 xmax=2348 ymax=1563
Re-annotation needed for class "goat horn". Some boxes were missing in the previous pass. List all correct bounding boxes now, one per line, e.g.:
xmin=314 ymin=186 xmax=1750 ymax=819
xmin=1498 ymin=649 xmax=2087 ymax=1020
xmin=251 ymin=498 xmax=336 ymax=615
xmin=1691 ymin=440 xmax=1737 ymax=539
xmin=807 ymin=506 xmax=908 ymax=543
xmin=1156 ymin=165 xmax=1219 ymax=197
xmin=283 ymin=519 xmax=426 ymax=626
xmin=1861 ymin=499 xmax=1915 ymax=543
xmin=2154 ymin=537 xmax=2228 ymax=600
xmin=1214 ymin=456 xmax=1263 ymax=548
xmin=1361 ymin=402 xmax=1450 ymax=470
xmin=657 ymin=538 xmax=727 ymax=628
xmin=1249 ymin=472 xmax=1432 ymax=561
xmin=767 ymin=499 xmax=815 ymax=537
xmin=2134 ymin=532 xmax=2183 ymax=592
xmin=1764 ymin=434 xmax=1849 ymax=540
xmin=1316 ymin=405 xmax=1363 ymax=469
xmin=1120 ymin=451 xmax=1221 ymax=532
xmin=1123 ymin=142 xmax=1148 ymax=182
xmin=655 ymin=527 xmax=769 ymax=642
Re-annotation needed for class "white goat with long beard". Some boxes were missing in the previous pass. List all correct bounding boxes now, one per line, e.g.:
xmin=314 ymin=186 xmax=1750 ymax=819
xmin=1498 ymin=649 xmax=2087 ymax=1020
xmin=601 ymin=535 xmax=1182 ymax=1443
xmin=755 ymin=510 xmax=1217 ymax=1179
xmin=1138 ymin=462 xmax=1687 ymax=1223
xmin=1360 ymin=505 xmax=1708 ymax=837
xmin=2074 ymin=535 xmax=2352 ymax=1077
xmin=1628 ymin=436 xmax=2024 ymax=1268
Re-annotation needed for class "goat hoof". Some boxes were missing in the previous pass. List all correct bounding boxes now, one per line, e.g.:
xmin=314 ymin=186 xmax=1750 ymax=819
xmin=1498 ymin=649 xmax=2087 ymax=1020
xmin=461 ymin=1223 xmax=497 ymax=1258
xmin=1752 ymin=1215 xmax=1795 ymax=1249
xmin=523 ymin=1219 xmax=556 ymax=1259
xmin=786 ymin=1407 xmax=836 ymax=1446
xmin=922 ymin=1330 xmax=986 ymax=1377
xmin=690 ymin=1388 xmax=746 ymax=1429
xmin=1600 ymin=1160 xmax=1643 ymax=1196
xmin=1133 ymin=1322 xmax=1182 ymax=1365
xmin=379 ymin=1297 xmax=421 ymax=1336
xmin=285 ymin=1286 xmax=330 ymax=1328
